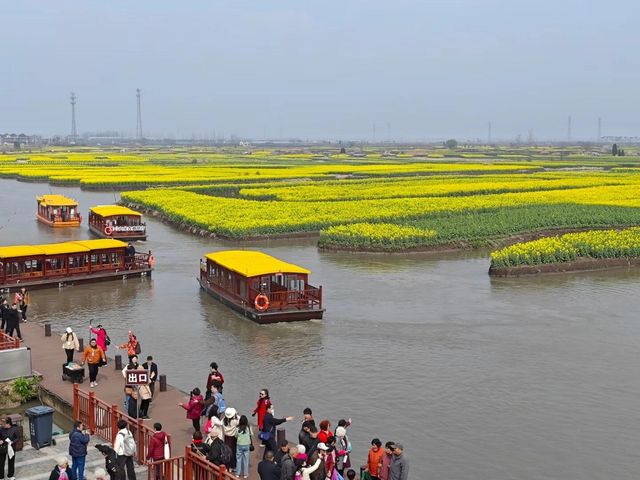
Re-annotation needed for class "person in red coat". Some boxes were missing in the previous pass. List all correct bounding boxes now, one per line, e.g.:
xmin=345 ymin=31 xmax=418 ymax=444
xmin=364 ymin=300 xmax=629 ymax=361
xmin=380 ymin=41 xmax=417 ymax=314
xmin=180 ymin=388 xmax=204 ymax=432
xmin=90 ymin=322 xmax=109 ymax=353
xmin=251 ymin=388 xmax=271 ymax=430
xmin=205 ymin=362 xmax=224 ymax=400
xmin=147 ymin=423 xmax=169 ymax=480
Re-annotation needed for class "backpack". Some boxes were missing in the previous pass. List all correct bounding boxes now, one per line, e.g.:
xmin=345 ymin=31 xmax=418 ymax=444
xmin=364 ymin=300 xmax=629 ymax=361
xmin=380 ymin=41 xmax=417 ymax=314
xmin=214 ymin=392 xmax=225 ymax=414
xmin=105 ymin=453 xmax=123 ymax=476
xmin=219 ymin=442 xmax=233 ymax=467
xmin=119 ymin=431 xmax=137 ymax=457
xmin=134 ymin=341 xmax=141 ymax=355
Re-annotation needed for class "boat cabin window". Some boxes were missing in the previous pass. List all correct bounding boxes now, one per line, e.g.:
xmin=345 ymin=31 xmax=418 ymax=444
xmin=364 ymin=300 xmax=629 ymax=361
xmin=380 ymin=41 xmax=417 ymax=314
xmin=5 ymin=259 xmax=43 ymax=277
xmin=45 ymin=257 xmax=65 ymax=271
xmin=288 ymin=278 xmax=304 ymax=292
xmin=24 ymin=259 xmax=42 ymax=273
xmin=68 ymin=254 xmax=88 ymax=268
xmin=9 ymin=262 xmax=22 ymax=276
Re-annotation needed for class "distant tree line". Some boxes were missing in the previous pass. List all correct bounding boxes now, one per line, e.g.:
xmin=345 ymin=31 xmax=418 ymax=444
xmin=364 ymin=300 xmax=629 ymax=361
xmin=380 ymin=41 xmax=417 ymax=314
xmin=612 ymin=143 xmax=626 ymax=156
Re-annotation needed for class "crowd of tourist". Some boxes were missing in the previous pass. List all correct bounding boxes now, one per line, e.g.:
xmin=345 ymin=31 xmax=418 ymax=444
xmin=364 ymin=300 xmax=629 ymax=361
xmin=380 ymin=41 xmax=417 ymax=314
xmin=1 ymin=322 xmax=409 ymax=480
xmin=170 ymin=362 xmax=410 ymax=480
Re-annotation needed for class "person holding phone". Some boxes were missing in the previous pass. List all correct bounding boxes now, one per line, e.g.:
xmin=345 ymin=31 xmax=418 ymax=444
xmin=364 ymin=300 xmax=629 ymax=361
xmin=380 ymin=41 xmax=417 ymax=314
xmin=69 ymin=421 xmax=90 ymax=480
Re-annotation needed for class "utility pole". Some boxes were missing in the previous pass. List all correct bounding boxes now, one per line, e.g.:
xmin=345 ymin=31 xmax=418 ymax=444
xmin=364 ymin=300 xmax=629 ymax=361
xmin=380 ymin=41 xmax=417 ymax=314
xmin=487 ymin=122 xmax=492 ymax=144
xmin=597 ymin=117 xmax=602 ymax=142
xmin=136 ymin=89 xmax=143 ymax=141
xmin=70 ymin=92 xmax=77 ymax=142
xmin=567 ymin=115 xmax=572 ymax=142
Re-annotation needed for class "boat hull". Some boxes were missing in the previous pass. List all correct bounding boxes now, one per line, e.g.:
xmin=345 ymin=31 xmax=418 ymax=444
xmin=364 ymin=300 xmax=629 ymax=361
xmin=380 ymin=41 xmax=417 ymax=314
xmin=37 ymin=215 xmax=81 ymax=228
xmin=0 ymin=267 xmax=152 ymax=293
xmin=89 ymin=224 xmax=147 ymax=241
xmin=198 ymin=277 xmax=324 ymax=324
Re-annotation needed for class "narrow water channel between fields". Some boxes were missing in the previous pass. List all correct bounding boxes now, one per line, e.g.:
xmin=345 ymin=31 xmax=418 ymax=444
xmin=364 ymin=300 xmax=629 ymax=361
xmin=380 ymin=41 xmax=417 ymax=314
xmin=1 ymin=179 xmax=639 ymax=479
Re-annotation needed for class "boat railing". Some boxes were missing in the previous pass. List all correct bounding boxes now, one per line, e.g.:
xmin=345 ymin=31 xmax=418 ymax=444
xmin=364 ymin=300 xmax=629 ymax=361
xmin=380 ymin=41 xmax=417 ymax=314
xmin=249 ymin=284 xmax=323 ymax=311
xmin=74 ymin=384 xmax=168 ymax=465
xmin=127 ymin=253 xmax=152 ymax=270
xmin=42 ymin=214 xmax=81 ymax=222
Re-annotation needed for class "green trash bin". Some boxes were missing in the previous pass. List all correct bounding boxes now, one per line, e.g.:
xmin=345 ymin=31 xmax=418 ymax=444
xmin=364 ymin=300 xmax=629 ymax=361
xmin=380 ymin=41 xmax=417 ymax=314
xmin=25 ymin=406 xmax=56 ymax=450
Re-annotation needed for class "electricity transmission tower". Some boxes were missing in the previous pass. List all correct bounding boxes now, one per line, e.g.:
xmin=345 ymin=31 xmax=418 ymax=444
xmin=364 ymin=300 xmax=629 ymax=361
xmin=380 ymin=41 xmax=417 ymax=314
xmin=136 ymin=88 xmax=143 ymax=140
xmin=70 ymin=92 xmax=77 ymax=141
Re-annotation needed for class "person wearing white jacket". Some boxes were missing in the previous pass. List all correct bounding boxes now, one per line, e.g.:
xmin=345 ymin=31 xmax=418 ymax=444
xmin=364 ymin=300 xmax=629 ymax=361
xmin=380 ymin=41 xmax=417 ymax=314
xmin=113 ymin=420 xmax=137 ymax=480
xmin=298 ymin=457 xmax=322 ymax=480
xmin=61 ymin=327 xmax=80 ymax=364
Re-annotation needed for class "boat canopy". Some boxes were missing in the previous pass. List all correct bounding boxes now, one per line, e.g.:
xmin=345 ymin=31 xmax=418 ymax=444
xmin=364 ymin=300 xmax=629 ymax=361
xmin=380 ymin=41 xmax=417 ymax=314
xmin=36 ymin=194 xmax=78 ymax=207
xmin=0 ymin=239 xmax=128 ymax=259
xmin=205 ymin=250 xmax=310 ymax=278
xmin=90 ymin=205 xmax=142 ymax=217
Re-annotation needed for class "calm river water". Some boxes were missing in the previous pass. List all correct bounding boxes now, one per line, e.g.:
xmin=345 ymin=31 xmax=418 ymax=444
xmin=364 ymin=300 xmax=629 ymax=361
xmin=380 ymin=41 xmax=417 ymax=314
xmin=1 ymin=179 xmax=639 ymax=479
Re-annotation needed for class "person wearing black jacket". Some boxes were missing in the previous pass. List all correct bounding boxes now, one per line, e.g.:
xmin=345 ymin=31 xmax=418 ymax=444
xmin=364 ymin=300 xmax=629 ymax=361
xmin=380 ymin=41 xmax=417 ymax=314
xmin=257 ymin=451 xmax=281 ymax=480
xmin=48 ymin=457 xmax=73 ymax=480
xmin=273 ymin=439 xmax=289 ymax=465
xmin=95 ymin=443 xmax=124 ymax=480
xmin=206 ymin=436 xmax=227 ymax=466
xmin=261 ymin=405 xmax=294 ymax=457
xmin=305 ymin=425 xmax=320 ymax=459
xmin=0 ymin=298 xmax=8 ymax=330
xmin=279 ymin=446 xmax=298 ymax=480
xmin=143 ymin=356 xmax=158 ymax=396
xmin=4 ymin=304 xmax=22 ymax=341
xmin=125 ymin=243 xmax=136 ymax=269
xmin=0 ymin=416 xmax=20 ymax=480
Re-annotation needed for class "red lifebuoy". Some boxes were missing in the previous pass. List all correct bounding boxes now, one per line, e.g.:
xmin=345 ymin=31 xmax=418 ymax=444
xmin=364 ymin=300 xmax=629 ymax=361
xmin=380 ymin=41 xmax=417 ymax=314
xmin=104 ymin=226 xmax=113 ymax=235
xmin=254 ymin=294 xmax=270 ymax=312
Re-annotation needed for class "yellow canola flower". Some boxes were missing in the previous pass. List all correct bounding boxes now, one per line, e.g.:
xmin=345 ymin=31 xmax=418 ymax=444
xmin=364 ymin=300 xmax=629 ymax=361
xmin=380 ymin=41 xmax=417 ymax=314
xmin=490 ymin=227 xmax=640 ymax=267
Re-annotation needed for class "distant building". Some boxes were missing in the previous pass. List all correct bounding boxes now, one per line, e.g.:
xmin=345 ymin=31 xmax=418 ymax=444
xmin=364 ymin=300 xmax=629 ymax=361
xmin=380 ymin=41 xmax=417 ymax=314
xmin=0 ymin=133 xmax=43 ymax=147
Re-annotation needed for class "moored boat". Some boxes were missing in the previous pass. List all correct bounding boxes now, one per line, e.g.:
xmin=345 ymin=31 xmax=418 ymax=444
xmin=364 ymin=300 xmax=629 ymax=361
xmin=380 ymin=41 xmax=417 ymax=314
xmin=36 ymin=194 xmax=82 ymax=227
xmin=0 ymin=239 xmax=153 ymax=292
xmin=198 ymin=250 xmax=324 ymax=324
xmin=88 ymin=205 xmax=147 ymax=241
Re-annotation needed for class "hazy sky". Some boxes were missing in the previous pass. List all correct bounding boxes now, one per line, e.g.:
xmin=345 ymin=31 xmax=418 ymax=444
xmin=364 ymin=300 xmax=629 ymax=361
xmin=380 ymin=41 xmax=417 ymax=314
xmin=2 ymin=0 xmax=639 ymax=141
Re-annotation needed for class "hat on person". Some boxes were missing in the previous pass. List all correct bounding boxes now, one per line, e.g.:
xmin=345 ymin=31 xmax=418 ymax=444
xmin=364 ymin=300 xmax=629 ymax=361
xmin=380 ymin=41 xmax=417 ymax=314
xmin=317 ymin=442 xmax=329 ymax=451
xmin=296 ymin=444 xmax=306 ymax=454
xmin=224 ymin=407 xmax=237 ymax=419
xmin=394 ymin=443 xmax=404 ymax=450
xmin=335 ymin=426 xmax=346 ymax=437
xmin=66 ymin=327 xmax=73 ymax=333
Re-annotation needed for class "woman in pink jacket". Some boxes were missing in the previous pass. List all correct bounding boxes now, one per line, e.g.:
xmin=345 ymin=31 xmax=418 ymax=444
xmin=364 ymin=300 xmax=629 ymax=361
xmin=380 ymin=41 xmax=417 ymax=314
xmin=90 ymin=322 xmax=109 ymax=353
xmin=179 ymin=387 xmax=204 ymax=433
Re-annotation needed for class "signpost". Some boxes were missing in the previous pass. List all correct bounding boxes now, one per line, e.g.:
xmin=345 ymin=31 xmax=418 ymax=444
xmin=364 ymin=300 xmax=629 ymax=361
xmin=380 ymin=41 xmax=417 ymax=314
xmin=125 ymin=370 xmax=149 ymax=418
xmin=125 ymin=369 xmax=149 ymax=385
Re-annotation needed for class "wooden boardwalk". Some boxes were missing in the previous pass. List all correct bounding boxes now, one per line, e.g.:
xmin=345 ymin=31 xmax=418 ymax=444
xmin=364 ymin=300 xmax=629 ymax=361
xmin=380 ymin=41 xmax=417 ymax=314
xmin=21 ymin=321 xmax=268 ymax=480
